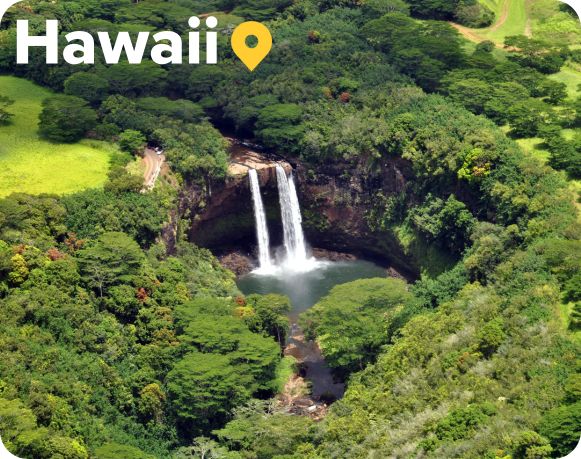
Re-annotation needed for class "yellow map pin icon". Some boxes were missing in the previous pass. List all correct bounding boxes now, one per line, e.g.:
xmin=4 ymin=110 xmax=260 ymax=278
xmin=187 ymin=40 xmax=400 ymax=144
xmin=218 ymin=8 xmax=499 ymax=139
xmin=231 ymin=21 xmax=272 ymax=71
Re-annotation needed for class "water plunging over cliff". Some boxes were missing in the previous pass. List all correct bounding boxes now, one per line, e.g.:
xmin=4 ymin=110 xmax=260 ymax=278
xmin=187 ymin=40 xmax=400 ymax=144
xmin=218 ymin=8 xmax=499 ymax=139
xmin=248 ymin=169 xmax=274 ymax=273
xmin=275 ymin=165 xmax=317 ymax=272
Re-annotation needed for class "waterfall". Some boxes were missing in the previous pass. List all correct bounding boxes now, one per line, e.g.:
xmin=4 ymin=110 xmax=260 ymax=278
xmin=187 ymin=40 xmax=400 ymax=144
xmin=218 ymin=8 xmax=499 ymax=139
xmin=276 ymin=165 xmax=310 ymax=268
xmin=248 ymin=169 xmax=273 ymax=271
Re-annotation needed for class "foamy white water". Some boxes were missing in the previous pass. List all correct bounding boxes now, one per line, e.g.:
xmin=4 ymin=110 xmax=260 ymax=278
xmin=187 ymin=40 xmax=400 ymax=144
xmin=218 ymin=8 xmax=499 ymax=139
xmin=276 ymin=166 xmax=318 ymax=273
xmin=249 ymin=169 xmax=274 ymax=272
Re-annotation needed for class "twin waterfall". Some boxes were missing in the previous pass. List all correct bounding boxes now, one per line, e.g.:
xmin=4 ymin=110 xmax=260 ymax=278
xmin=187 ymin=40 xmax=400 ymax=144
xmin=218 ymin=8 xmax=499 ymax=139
xmin=276 ymin=166 xmax=308 ymax=266
xmin=249 ymin=165 xmax=313 ymax=274
xmin=248 ymin=169 xmax=274 ymax=272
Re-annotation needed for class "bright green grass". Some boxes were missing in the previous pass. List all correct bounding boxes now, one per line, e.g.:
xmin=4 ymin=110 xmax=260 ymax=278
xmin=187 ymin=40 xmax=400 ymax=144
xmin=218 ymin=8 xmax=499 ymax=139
xmin=480 ymin=0 xmax=501 ymax=13
xmin=485 ymin=0 xmax=528 ymax=43
xmin=0 ymin=76 xmax=115 ymax=198
xmin=516 ymin=137 xmax=551 ymax=163
xmin=273 ymin=356 xmax=297 ymax=393
xmin=559 ymin=302 xmax=581 ymax=345
xmin=548 ymin=65 xmax=581 ymax=100
xmin=529 ymin=0 xmax=581 ymax=45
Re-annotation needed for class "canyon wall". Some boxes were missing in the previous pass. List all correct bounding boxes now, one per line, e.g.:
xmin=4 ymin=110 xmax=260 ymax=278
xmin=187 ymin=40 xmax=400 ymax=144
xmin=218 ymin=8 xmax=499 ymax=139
xmin=181 ymin=144 xmax=426 ymax=278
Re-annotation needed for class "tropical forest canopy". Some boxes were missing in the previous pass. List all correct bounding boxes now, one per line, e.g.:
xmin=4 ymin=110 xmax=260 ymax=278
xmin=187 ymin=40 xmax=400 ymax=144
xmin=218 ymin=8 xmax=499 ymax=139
xmin=0 ymin=0 xmax=579 ymax=458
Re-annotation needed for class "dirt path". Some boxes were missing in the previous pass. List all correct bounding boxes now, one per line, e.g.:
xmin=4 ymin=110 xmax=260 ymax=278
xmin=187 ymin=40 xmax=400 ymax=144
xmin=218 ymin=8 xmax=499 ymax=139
xmin=450 ymin=0 xmax=528 ymax=47
xmin=524 ymin=0 xmax=533 ymax=37
xmin=524 ymin=18 xmax=532 ymax=37
xmin=489 ymin=0 xmax=510 ymax=32
xmin=449 ymin=22 xmax=500 ymax=46
xmin=143 ymin=148 xmax=164 ymax=190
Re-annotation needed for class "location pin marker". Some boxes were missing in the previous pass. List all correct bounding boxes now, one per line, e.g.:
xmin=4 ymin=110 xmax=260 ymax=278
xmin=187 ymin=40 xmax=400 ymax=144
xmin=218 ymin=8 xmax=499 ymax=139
xmin=231 ymin=21 xmax=272 ymax=71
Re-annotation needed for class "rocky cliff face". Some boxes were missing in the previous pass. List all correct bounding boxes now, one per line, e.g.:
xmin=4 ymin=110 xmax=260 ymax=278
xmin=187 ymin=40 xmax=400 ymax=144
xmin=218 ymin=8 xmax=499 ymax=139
xmin=296 ymin=157 xmax=419 ymax=277
xmin=184 ymin=142 xmax=292 ymax=254
xmin=182 ymin=140 xmax=421 ymax=276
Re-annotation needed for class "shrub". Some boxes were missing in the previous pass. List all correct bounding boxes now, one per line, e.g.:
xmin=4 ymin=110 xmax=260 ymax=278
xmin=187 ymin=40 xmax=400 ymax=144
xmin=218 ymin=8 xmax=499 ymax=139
xmin=38 ymin=95 xmax=97 ymax=143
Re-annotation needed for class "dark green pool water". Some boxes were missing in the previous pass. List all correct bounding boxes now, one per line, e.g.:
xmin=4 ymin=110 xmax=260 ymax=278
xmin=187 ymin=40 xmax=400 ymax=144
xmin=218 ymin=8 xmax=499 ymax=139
xmin=237 ymin=259 xmax=387 ymax=320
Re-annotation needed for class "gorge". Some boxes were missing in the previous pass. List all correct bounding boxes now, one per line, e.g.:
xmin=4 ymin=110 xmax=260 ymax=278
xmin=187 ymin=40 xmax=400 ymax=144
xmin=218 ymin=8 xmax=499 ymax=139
xmin=241 ymin=160 xmax=389 ymax=408
xmin=242 ymin=160 xmax=389 ymax=311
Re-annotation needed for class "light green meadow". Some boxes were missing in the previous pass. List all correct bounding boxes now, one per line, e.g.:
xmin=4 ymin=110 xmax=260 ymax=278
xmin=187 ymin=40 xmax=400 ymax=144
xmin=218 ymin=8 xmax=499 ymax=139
xmin=0 ymin=76 xmax=115 ymax=198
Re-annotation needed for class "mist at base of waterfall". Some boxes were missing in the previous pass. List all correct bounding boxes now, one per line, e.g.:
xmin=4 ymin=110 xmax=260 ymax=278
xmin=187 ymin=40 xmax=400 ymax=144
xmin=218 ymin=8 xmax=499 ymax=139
xmin=250 ymin=244 xmax=323 ymax=276
xmin=238 ymin=258 xmax=387 ymax=320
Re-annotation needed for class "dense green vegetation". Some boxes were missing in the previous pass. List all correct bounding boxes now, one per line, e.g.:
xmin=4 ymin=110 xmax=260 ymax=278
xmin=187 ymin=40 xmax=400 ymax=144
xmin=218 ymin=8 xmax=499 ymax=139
xmin=0 ymin=0 xmax=579 ymax=458
xmin=0 ymin=188 xmax=290 ymax=457
xmin=301 ymin=278 xmax=417 ymax=377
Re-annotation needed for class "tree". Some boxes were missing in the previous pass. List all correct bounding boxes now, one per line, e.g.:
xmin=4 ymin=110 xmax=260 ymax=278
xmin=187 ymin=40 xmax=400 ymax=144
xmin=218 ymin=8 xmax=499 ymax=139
xmin=447 ymin=78 xmax=493 ymax=114
xmin=62 ymin=189 xmax=166 ymax=246
xmin=476 ymin=40 xmax=495 ymax=53
xmin=155 ymin=121 xmax=229 ymax=186
xmin=364 ymin=0 xmax=410 ymax=16
xmin=255 ymin=104 xmax=304 ymax=153
xmin=300 ymin=278 xmax=415 ymax=376
xmin=186 ymin=66 xmax=227 ymax=101
xmin=405 ymin=0 xmax=458 ymax=19
xmin=477 ymin=317 xmax=506 ymax=357
xmin=0 ymin=95 xmax=14 ymax=124
xmin=63 ymin=72 xmax=109 ymax=104
xmin=507 ymin=99 xmax=552 ymax=138
xmin=0 ymin=398 xmax=46 ymax=458
xmin=410 ymin=194 xmax=476 ymax=253
xmin=180 ymin=314 xmax=280 ymax=391
xmin=97 ymin=61 xmax=167 ymax=97
xmin=135 ymin=97 xmax=204 ymax=123
xmin=454 ymin=2 xmax=494 ymax=27
xmin=119 ymin=129 xmax=146 ymax=154
xmin=483 ymin=82 xmax=531 ymax=125
xmin=76 ymin=232 xmax=145 ymax=297
xmin=505 ymin=35 xmax=567 ymax=74
xmin=166 ymin=352 xmax=252 ymax=432
xmin=173 ymin=437 xmax=231 ymax=459
xmin=570 ymin=303 xmax=581 ymax=330
xmin=242 ymin=294 xmax=291 ymax=345
xmin=545 ymin=135 xmax=581 ymax=179
xmin=38 ymin=95 xmax=97 ymax=143
xmin=539 ymin=402 xmax=581 ymax=457
xmin=511 ymin=430 xmax=553 ymax=459
xmin=215 ymin=400 xmax=315 ymax=458
xmin=535 ymin=80 xmax=567 ymax=105
xmin=433 ymin=403 xmax=496 ymax=441
xmin=100 ymin=95 xmax=155 ymax=133
xmin=93 ymin=443 xmax=155 ymax=459
xmin=104 ymin=166 xmax=143 ymax=194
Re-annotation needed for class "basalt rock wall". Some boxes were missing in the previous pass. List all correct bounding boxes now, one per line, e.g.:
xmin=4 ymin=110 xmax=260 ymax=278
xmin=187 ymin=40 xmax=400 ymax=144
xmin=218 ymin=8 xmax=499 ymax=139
xmin=182 ymin=146 xmax=422 ymax=277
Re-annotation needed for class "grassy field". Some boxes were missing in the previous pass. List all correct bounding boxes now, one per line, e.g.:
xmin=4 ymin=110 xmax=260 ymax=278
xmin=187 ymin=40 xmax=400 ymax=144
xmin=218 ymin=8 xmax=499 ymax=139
xmin=485 ymin=0 xmax=528 ymax=43
xmin=464 ymin=0 xmax=580 ymax=49
xmin=548 ymin=64 xmax=581 ymax=99
xmin=0 ymin=76 xmax=115 ymax=198
xmin=459 ymin=2 xmax=580 ymax=208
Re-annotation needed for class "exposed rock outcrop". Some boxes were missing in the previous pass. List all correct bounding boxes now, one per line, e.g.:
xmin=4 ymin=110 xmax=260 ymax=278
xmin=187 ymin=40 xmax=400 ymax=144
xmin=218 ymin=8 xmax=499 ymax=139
xmin=296 ymin=157 xmax=419 ymax=277
xmin=182 ymin=137 xmax=422 ymax=277
xmin=183 ymin=139 xmax=291 ymax=251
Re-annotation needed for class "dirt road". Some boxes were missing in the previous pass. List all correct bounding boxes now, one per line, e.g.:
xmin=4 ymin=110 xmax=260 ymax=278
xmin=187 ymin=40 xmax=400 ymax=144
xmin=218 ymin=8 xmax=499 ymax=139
xmin=449 ymin=0 xmax=526 ymax=47
xmin=143 ymin=148 xmax=164 ymax=190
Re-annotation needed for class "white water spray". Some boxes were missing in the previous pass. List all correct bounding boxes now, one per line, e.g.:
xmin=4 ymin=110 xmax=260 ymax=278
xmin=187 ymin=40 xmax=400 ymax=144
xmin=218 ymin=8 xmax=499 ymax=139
xmin=276 ymin=165 xmax=314 ymax=271
xmin=249 ymin=169 xmax=274 ymax=272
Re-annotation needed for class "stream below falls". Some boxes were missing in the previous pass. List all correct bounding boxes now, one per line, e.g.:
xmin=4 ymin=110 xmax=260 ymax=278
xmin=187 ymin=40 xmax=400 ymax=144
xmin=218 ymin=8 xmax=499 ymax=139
xmin=237 ymin=259 xmax=387 ymax=407
xmin=229 ymin=134 xmax=389 ymax=413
